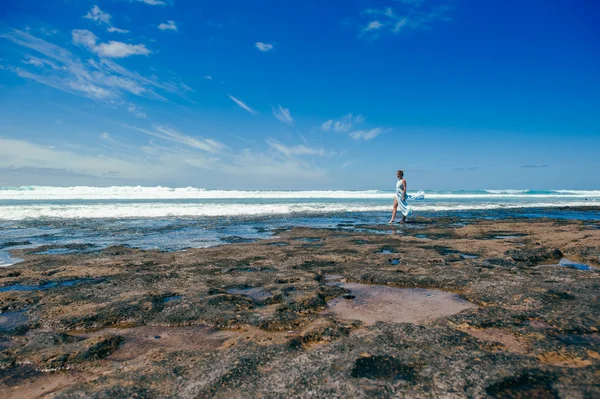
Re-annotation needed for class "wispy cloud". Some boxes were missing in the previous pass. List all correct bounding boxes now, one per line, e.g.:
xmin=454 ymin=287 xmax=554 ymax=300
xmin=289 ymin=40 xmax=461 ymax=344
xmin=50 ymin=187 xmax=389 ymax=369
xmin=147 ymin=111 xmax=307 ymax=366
xmin=84 ymin=5 xmax=111 ymax=25
xmin=322 ymin=113 xmax=386 ymax=141
xmin=204 ymin=75 xmax=212 ymax=80
xmin=228 ymin=94 xmax=256 ymax=114
xmin=364 ymin=20 xmax=383 ymax=32
xmin=22 ymin=57 xmax=44 ymax=67
xmin=126 ymin=124 xmax=227 ymax=154
xmin=0 ymin=137 xmax=166 ymax=181
xmin=0 ymin=130 xmax=325 ymax=186
xmin=358 ymin=1 xmax=452 ymax=39
xmin=321 ymin=113 xmax=364 ymax=133
xmin=272 ymin=105 xmax=293 ymax=125
xmin=267 ymin=139 xmax=327 ymax=158
xmin=255 ymin=42 xmax=273 ymax=52
xmin=452 ymin=166 xmax=479 ymax=171
xmin=127 ymin=104 xmax=147 ymax=118
xmin=108 ymin=27 xmax=129 ymax=34
xmin=84 ymin=6 xmax=129 ymax=34
xmin=349 ymin=128 xmax=383 ymax=141
xmin=72 ymin=29 xmax=151 ymax=58
xmin=521 ymin=164 xmax=550 ymax=168
xmin=0 ymin=27 xmax=187 ymax=106
xmin=158 ymin=20 xmax=177 ymax=31
xmin=136 ymin=0 xmax=166 ymax=5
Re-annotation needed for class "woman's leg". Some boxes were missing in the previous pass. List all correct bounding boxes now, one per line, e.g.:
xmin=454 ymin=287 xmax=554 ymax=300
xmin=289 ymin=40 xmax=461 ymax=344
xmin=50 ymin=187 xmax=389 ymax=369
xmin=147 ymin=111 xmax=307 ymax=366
xmin=389 ymin=197 xmax=398 ymax=223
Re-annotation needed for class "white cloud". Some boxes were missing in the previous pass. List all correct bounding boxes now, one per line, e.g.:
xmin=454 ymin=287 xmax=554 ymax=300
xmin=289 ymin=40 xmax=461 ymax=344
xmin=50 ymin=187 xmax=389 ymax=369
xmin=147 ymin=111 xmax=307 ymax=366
xmin=72 ymin=29 xmax=151 ymax=58
xmin=365 ymin=21 xmax=383 ymax=31
xmin=321 ymin=113 xmax=385 ymax=141
xmin=0 ymin=137 xmax=165 ymax=180
xmin=228 ymin=94 xmax=256 ymax=114
xmin=158 ymin=21 xmax=177 ymax=31
xmin=267 ymin=139 xmax=327 ymax=158
xmin=392 ymin=18 xmax=408 ymax=32
xmin=0 ymin=28 xmax=186 ymax=106
xmin=349 ymin=128 xmax=383 ymax=141
xmin=108 ymin=27 xmax=129 ymax=34
xmin=320 ymin=120 xmax=333 ymax=131
xmin=272 ymin=105 xmax=293 ymax=125
xmin=127 ymin=104 xmax=147 ymax=118
xmin=72 ymin=29 xmax=98 ymax=48
xmin=22 ymin=57 xmax=44 ymax=67
xmin=127 ymin=124 xmax=227 ymax=154
xmin=136 ymin=0 xmax=166 ymax=5
xmin=320 ymin=113 xmax=364 ymax=133
xmin=204 ymin=75 xmax=212 ymax=80
xmin=255 ymin=42 xmax=273 ymax=52
xmin=96 ymin=41 xmax=151 ymax=57
xmin=84 ymin=5 xmax=111 ymax=25
xmin=360 ymin=2 xmax=452 ymax=38
xmin=0 ymin=130 xmax=326 ymax=187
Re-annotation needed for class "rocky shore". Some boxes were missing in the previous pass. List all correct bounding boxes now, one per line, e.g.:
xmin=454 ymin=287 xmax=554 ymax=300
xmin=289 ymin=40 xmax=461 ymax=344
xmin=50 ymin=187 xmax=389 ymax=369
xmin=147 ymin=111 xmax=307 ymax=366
xmin=1 ymin=215 xmax=599 ymax=398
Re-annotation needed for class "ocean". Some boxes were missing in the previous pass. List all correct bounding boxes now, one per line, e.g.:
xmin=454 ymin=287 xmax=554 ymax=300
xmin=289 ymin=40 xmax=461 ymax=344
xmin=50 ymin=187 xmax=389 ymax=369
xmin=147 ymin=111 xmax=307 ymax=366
xmin=1 ymin=186 xmax=599 ymax=266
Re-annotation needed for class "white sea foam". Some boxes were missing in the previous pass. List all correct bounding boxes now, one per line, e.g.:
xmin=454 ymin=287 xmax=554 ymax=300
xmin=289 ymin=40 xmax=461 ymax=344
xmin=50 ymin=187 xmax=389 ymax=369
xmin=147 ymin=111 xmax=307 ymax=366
xmin=0 ymin=201 xmax=596 ymax=220
xmin=1 ymin=186 xmax=600 ymax=200
xmin=484 ymin=189 xmax=531 ymax=194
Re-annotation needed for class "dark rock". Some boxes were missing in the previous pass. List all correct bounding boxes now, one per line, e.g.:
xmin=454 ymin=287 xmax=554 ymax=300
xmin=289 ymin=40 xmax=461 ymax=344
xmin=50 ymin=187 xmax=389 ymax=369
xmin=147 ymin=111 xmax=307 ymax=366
xmin=505 ymin=248 xmax=563 ymax=266
xmin=485 ymin=370 xmax=559 ymax=399
xmin=350 ymin=355 xmax=416 ymax=381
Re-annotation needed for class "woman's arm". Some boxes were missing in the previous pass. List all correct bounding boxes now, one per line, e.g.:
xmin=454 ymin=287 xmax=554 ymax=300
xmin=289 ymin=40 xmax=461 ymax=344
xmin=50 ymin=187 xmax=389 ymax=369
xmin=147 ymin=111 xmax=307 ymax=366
xmin=402 ymin=179 xmax=407 ymax=201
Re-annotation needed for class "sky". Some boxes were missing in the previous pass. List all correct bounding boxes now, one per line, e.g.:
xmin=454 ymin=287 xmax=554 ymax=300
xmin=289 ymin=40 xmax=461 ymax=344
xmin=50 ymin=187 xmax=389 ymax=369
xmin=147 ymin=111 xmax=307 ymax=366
xmin=0 ymin=0 xmax=599 ymax=190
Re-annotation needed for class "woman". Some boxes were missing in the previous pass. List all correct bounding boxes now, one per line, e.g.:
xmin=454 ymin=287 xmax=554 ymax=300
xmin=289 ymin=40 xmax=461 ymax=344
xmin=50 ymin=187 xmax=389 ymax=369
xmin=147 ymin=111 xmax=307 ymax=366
xmin=388 ymin=169 xmax=412 ymax=224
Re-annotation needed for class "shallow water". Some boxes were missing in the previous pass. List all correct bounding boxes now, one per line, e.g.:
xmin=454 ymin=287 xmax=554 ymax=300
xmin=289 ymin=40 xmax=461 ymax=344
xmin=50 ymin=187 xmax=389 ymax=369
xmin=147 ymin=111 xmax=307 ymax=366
xmin=0 ymin=310 xmax=28 ymax=331
xmin=0 ymin=279 xmax=92 ymax=292
xmin=1 ymin=207 xmax=599 ymax=267
xmin=0 ymin=251 xmax=22 ymax=267
xmin=227 ymin=287 xmax=273 ymax=301
xmin=163 ymin=295 xmax=182 ymax=303
xmin=324 ymin=282 xmax=476 ymax=325
xmin=558 ymin=258 xmax=594 ymax=271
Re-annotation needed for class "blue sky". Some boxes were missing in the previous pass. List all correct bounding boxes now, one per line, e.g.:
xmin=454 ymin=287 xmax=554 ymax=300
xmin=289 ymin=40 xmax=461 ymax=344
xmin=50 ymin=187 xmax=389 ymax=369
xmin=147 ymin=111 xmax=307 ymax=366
xmin=0 ymin=0 xmax=599 ymax=190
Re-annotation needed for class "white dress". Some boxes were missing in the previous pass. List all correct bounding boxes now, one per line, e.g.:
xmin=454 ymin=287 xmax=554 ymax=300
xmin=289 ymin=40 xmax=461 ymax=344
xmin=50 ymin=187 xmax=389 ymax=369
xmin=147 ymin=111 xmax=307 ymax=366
xmin=395 ymin=179 xmax=413 ymax=217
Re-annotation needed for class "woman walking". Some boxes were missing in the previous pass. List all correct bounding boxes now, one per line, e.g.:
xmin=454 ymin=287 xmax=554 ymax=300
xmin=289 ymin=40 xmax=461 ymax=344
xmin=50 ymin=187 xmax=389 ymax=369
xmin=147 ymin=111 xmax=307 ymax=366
xmin=388 ymin=170 xmax=412 ymax=224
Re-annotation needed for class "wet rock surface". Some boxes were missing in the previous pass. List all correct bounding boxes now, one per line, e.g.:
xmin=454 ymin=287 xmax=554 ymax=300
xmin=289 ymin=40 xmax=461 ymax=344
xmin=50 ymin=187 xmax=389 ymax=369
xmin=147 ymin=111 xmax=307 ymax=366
xmin=0 ymin=216 xmax=599 ymax=398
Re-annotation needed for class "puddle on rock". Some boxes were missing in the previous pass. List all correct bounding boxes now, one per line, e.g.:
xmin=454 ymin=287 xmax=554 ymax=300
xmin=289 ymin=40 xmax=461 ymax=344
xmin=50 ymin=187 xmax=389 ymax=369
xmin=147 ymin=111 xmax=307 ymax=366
xmin=375 ymin=247 xmax=396 ymax=255
xmin=460 ymin=254 xmax=478 ymax=259
xmin=0 ymin=310 xmax=29 ymax=332
xmin=0 ymin=251 xmax=23 ymax=267
xmin=493 ymin=234 xmax=526 ymax=239
xmin=0 ymin=279 xmax=94 ymax=293
xmin=292 ymin=237 xmax=321 ymax=243
xmin=267 ymin=242 xmax=289 ymax=247
xmin=414 ymin=234 xmax=430 ymax=239
xmin=558 ymin=258 xmax=594 ymax=271
xmin=163 ymin=295 xmax=182 ymax=303
xmin=32 ymin=248 xmax=80 ymax=255
xmin=227 ymin=287 xmax=273 ymax=301
xmin=324 ymin=283 xmax=476 ymax=325
xmin=389 ymin=259 xmax=400 ymax=265
xmin=88 ymin=326 xmax=238 ymax=361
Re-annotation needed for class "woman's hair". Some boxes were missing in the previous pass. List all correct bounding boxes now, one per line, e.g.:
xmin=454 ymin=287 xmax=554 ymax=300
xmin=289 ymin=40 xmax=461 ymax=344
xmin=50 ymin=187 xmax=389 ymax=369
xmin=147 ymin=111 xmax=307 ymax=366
xmin=397 ymin=170 xmax=404 ymax=177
